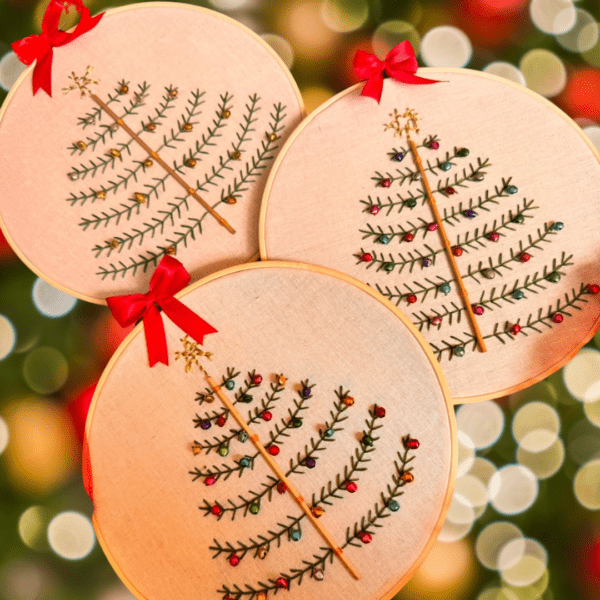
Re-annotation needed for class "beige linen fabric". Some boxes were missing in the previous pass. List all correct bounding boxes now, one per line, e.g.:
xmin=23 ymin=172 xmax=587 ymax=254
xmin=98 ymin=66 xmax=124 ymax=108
xmin=261 ymin=70 xmax=600 ymax=402
xmin=87 ymin=263 xmax=455 ymax=600
xmin=0 ymin=3 xmax=303 ymax=302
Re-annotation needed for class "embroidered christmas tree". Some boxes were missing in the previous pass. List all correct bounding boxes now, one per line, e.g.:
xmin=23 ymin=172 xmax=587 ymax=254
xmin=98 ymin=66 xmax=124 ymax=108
xmin=355 ymin=108 xmax=600 ymax=361
xmin=64 ymin=70 xmax=288 ymax=280
xmin=187 ymin=366 xmax=419 ymax=599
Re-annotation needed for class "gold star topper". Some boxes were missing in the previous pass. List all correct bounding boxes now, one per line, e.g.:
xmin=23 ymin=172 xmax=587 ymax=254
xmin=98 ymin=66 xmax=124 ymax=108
xmin=63 ymin=66 xmax=99 ymax=98
xmin=174 ymin=336 xmax=213 ymax=374
xmin=384 ymin=108 xmax=421 ymax=138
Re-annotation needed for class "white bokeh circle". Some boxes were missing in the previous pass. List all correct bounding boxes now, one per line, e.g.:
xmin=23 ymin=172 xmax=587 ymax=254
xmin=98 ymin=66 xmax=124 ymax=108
xmin=420 ymin=26 xmax=472 ymax=68
xmin=457 ymin=401 xmax=505 ymax=449
xmin=32 ymin=278 xmax=78 ymax=319
xmin=47 ymin=512 xmax=95 ymax=560
xmin=476 ymin=522 xmax=524 ymax=570
xmin=488 ymin=465 xmax=539 ymax=515
xmin=512 ymin=401 xmax=560 ymax=452
xmin=563 ymin=348 xmax=600 ymax=403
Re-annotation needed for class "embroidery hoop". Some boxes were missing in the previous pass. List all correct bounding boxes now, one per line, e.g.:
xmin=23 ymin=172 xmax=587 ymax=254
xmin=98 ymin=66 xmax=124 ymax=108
xmin=85 ymin=261 xmax=457 ymax=600
xmin=0 ymin=2 xmax=304 ymax=304
xmin=259 ymin=68 xmax=600 ymax=404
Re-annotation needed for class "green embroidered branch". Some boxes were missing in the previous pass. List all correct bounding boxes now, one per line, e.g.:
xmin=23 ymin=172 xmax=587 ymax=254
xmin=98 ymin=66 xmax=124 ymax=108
xmin=357 ymin=199 xmax=535 ymax=276
xmin=194 ymin=381 xmax=286 ymax=455
xmin=462 ymin=224 xmax=559 ymax=285
xmin=75 ymin=88 xmax=204 ymax=232
xmin=69 ymin=83 xmax=159 ymax=155
xmin=89 ymin=93 xmax=245 ymax=256
xmin=218 ymin=445 xmax=416 ymax=598
xmin=361 ymin=157 xmax=492 ymax=215
xmin=196 ymin=367 xmax=240 ymax=405
xmin=430 ymin=283 xmax=591 ymax=361
xmin=76 ymin=80 xmax=129 ymax=129
xmin=412 ymin=252 xmax=574 ymax=332
xmin=190 ymin=381 xmax=316 ymax=485
xmin=67 ymin=83 xmax=153 ymax=177
xmin=209 ymin=406 xmax=383 ymax=559
xmin=385 ymin=135 xmax=438 ymax=162
xmin=360 ymin=197 xmax=536 ymax=243
xmin=70 ymin=87 xmax=180 ymax=210
xmin=96 ymin=101 xmax=287 ymax=280
xmin=194 ymin=369 xmax=256 ymax=425
xmin=373 ymin=146 xmax=471 ymax=187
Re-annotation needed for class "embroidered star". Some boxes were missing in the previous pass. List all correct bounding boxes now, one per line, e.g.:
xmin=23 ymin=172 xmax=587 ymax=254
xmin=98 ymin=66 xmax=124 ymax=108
xmin=63 ymin=66 xmax=99 ymax=98
xmin=175 ymin=336 xmax=213 ymax=373
xmin=384 ymin=108 xmax=421 ymax=138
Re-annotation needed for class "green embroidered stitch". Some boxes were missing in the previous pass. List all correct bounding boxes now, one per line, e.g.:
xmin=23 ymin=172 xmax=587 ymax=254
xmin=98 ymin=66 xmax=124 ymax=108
xmin=209 ymin=404 xmax=382 ymax=560
xmin=217 ymin=444 xmax=416 ymax=598
xmin=430 ymin=283 xmax=591 ymax=361
xmin=95 ymin=101 xmax=287 ymax=280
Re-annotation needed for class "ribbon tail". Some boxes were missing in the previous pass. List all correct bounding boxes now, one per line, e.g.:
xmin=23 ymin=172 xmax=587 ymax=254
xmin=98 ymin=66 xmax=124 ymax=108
xmin=391 ymin=71 xmax=441 ymax=85
xmin=361 ymin=71 xmax=385 ymax=102
xmin=161 ymin=297 xmax=218 ymax=347
xmin=143 ymin=304 xmax=169 ymax=367
xmin=31 ymin=49 xmax=53 ymax=96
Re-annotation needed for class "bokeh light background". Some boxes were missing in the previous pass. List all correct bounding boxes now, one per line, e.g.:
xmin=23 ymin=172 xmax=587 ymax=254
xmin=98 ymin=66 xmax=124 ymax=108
xmin=0 ymin=0 xmax=600 ymax=599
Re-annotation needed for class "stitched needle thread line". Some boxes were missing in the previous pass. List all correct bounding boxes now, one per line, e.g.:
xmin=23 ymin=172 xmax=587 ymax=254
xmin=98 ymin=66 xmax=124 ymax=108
xmin=387 ymin=108 xmax=487 ymax=352
xmin=176 ymin=338 xmax=361 ymax=581
xmin=63 ymin=67 xmax=235 ymax=234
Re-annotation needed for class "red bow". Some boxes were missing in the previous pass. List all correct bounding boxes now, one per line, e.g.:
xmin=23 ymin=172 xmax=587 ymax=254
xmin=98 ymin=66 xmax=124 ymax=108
xmin=12 ymin=0 xmax=103 ymax=96
xmin=354 ymin=41 xmax=439 ymax=103
xmin=106 ymin=256 xmax=217 ymax=367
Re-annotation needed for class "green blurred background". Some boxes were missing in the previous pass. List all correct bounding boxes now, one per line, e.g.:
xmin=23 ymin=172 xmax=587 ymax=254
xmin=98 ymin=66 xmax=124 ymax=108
xmin=1 ymin=0 xmax=600 ymax=599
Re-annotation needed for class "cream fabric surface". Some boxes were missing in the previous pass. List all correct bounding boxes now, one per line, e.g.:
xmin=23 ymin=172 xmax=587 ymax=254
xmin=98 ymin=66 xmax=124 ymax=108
xmin=88 ymin=264 xmax=455 ymax=600
xmin=0 ymin=3 xmax=302 ymax=302
xmin=262 ymin=71 xmax=600 ymax=401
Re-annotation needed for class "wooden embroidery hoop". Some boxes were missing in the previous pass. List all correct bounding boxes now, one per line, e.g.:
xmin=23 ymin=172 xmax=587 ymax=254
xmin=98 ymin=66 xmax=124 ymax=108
xmin=258 ymin=68 xmax=600 ymax=405
xmin=85 ymin=260 xmax=457 ymax=600
xmin=0 ymin=2 xmax=304 ymax=305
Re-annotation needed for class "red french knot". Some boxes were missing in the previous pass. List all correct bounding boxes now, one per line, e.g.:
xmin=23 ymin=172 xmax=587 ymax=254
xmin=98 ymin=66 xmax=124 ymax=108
xmin=277 ymin=481 xmax=287 ymax=494
xmin=204 ymin=476 xmax=217 ymax=486
xmin=427 ymin=223 xmax=438 ymax=232
xmin=445 ymin=186 xmax=456 ymax=195
xmin=380 ymin=178 xmax=392 ymax=188
xmin=588 ymin=284 xmax=600 ymax=295
xmin=211 ymin=504 xmax=223 ymax=517
xmin=358 ymin=531 xmax=373 ymax=544
xmin=375 ymin=406 xmax=386 ymax=418
xmin=407 ymin=294 xmax=418 ymax=304
xmin=229 ymin=554 xmax=240 ymax=567
xmin=510 ymin=323 xmax=521 ymax=335
xmin=268 ymin=444 xmax=280 ymax=456
xmin=369 ymin=205 xmax=380 ymax=215
xmin=552 ymin=313 xmax=564 ymax=324
xmin=452 ymin=246 xmax=463 ymax=257
xmin=361 ymin=252 xmax=373 ymax=262
xmin=403 ymin=232 xmax=415 ymax=242
xmin=404 ymin=437 xmax=420 ymax=450
xmin=473 ymin=305 xmax=485 ymax=316
xmin=346 ymin=481 xmax=358 ymax=493
xmin=488 ymin=232 xmax=500 ymax=242
xmin=262 ymin=411 xmax=273 ymax=422
xmin=216 ymin=415 xmax=227 ymax=427
xmin=431 ymin=316 xmax=442 ymax=326
xmin=520 ymin=252 xmax=531 ymax=263
xmin=276 ymin=578 xmax=289 ymax=590
xmin=429 ymin=140 xmax=440 ymax=150
xmin=400 ymin=471 xmax=415 ymax=483
xmin=252 ymin=374 xmax=263 ymax=385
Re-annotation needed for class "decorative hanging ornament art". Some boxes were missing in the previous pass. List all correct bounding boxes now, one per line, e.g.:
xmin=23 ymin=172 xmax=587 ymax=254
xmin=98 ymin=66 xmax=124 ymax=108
xmin=85 ymin=262 xmax=456 ymax=600
xmin=0 ymin=1 xmax=303 ymax=302
xmin=260 ymin=48 xmax=600 ymax=403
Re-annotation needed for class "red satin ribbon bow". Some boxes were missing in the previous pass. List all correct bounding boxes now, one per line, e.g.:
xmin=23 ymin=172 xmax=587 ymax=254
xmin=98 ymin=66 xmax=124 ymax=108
xmin=11 ymin=0 xmax=103 ymax=96
xmin=354 ymin=41 xmax=439 ymax=103
xmin=106 ymin=256 xmax=217 ymax=367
